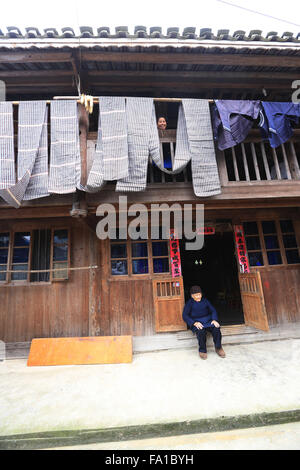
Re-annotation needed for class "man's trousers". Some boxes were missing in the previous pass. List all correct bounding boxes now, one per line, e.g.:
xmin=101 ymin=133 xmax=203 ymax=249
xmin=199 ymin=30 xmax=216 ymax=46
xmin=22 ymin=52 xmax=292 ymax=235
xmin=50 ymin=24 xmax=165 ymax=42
xmin=192 ymin=325 xmax=222 ymax=353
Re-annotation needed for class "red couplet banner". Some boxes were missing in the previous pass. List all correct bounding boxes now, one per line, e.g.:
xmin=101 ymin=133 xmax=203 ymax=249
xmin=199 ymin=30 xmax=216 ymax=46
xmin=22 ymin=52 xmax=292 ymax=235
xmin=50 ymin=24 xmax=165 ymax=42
xmin=170 ymin=230 xmax=182 ymax=277
xmin=233 ymin=224 xmax=250 ymax=273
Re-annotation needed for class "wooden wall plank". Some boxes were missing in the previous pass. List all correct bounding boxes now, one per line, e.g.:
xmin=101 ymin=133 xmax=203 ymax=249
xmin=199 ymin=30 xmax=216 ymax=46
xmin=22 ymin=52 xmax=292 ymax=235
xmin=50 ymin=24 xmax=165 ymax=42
xmin=0 ymin=224 xmax=90 ymax=343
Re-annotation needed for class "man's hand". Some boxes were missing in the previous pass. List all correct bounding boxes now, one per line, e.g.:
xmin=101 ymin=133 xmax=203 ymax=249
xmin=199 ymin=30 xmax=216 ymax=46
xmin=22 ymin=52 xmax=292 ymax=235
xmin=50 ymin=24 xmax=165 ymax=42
xmin=211 ymin=320 xmax=220 ymax=328
xmin=193 ymin=322 xmax=203 ymax=330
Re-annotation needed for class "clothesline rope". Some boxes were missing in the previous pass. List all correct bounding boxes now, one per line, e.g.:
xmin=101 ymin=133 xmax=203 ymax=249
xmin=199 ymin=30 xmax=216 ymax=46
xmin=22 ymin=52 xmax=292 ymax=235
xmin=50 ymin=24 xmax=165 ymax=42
xmin=4 ymin=265 xmax=98 ymax=274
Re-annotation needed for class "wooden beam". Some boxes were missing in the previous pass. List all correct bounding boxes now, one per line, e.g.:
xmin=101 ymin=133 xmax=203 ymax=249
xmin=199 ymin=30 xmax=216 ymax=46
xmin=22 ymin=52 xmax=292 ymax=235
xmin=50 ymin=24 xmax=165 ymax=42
xmin=82 ymin=51 xmax=300 ymax=68
xmin=85 ymin=181 xmax=300 ymax=207
xmin=1 ymin=69 xmax=298 ymax=82
xmin=0 ymin=52 xmax=73 ymax=63
xmin=0 ymin=204 xmax=73 ymax=219
xmin=7 ymin=86 xmax=75 ymax=94
xmin=88 ymin=80 xmax=291 ymax=90
xmin=0 ymin=70 xmax=73 ymax=78
xmin=86 ymin=70 xmax=300 ymax=81
xmin=6 ymin=78 xmax=73 ymax=86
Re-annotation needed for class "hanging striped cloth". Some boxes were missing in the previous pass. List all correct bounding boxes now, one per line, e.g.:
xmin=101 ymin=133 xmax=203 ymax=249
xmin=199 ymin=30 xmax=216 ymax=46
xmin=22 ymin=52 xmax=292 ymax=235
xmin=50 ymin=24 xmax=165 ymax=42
xmin=85 ymin=97 xmax=128 ymax=192
xmin=150 ymin=99 xmax=221 ymax=196
xmin=20 ymin=101 xmax=48 ymax=200
xmin=0 ymin=101 xmax=49 ymax=208
xmin=48 ymin=100 xmax=81 ymax=194
xmin=0 ymin=102 xmax=15 ymax=190
xmin=100 ymin=96 xmax=128 ymax=180
xmin=184 ymin=99 xmax=221 ymax=197
xmin=116 ymin=97 xmax=154 ymax=192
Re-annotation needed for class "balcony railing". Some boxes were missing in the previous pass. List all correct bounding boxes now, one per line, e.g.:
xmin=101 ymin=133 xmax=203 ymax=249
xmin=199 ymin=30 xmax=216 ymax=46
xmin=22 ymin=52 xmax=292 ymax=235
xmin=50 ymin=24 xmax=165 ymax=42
xmin=147 ymin=129 xmax=192 ymax=184
xmin=219 ymin=136 xmax=300 ymax=185
xmin=86 ymin=129 xmax=300 ymax=190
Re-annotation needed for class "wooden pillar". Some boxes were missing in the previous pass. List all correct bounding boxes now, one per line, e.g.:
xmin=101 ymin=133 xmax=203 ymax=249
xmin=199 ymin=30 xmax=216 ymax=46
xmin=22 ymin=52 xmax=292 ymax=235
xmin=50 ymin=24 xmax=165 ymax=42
xmin=78 ymin=103 xmax=89 ymax=187
xmin=88 ymin=229 xmax=102 ymax=336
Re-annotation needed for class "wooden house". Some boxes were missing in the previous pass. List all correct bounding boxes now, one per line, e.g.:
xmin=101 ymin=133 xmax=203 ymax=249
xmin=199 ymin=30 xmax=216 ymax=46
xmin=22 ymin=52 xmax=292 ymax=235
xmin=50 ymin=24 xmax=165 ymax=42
xmin=0 ymin=26 xmax=299 ymax=350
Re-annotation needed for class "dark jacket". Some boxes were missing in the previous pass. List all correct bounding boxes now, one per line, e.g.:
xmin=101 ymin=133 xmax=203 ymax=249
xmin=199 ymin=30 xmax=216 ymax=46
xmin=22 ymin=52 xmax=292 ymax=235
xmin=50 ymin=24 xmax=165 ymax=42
xmin=182 ymin=297 xmax=219 ymax=329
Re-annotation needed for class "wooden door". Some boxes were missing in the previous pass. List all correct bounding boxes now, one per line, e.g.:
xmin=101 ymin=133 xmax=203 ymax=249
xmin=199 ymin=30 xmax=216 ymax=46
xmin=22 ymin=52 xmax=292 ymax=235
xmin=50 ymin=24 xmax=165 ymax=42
xmin=152 ymin=277 xmax=186 ymax=332
xmin=238 ymin=272 xmax=269 ymax=331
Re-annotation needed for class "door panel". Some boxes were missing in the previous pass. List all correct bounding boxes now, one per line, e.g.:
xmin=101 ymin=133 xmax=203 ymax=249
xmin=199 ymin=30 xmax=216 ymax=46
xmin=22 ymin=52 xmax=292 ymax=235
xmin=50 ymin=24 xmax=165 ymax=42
xmin=238 ymin=272 xmax=269 ymax=331
xmin=153 ymin=277 xmax=186 ymax=332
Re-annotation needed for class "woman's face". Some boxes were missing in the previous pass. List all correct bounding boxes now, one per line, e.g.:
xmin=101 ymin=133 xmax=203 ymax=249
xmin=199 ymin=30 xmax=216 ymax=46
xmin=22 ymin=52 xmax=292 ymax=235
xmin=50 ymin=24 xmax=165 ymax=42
xmin=157 ymin=117 xmax=167 ymax=130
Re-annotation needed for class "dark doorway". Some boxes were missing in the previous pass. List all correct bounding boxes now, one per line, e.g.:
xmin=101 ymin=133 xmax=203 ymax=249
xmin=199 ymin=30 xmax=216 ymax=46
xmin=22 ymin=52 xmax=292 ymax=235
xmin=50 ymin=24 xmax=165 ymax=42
xmin=180 ymin=231 xmax=244 ymax=325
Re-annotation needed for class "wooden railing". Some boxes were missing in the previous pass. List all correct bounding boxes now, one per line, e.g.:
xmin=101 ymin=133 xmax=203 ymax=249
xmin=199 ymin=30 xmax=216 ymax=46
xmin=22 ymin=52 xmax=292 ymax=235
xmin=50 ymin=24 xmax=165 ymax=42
xmin=87 ymin=129 xmax=300 ymax=188
xmin=219 ymin=138 xmax=300 ymax=184
xmin=147 ymin=129 xmax=192 ymax=184
xmin=87 ymin=130 xmax=193 ymax=185
xmin=149 ymin=129 xmax=300 ymax=187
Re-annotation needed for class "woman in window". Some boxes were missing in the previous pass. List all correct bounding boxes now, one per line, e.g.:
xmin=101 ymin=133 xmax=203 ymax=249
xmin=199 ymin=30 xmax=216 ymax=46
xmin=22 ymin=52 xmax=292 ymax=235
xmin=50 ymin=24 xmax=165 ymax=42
xmin=157 ymin=116 xmax=167 ymax=131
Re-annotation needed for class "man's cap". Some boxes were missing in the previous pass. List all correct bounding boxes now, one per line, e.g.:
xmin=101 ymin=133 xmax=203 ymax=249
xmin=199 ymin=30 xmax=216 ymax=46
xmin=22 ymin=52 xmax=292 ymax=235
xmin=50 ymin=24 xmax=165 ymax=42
xmin=190 ymin=285 xmax=202 ymax=295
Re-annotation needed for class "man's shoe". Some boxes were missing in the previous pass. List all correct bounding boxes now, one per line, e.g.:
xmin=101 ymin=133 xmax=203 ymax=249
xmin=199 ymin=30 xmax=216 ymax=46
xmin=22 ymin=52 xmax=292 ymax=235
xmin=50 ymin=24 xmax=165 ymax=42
xmin=199 ymin=352 xmax=207 ymax=360
xmin=215 ymin=347 xmax=226 ymax=358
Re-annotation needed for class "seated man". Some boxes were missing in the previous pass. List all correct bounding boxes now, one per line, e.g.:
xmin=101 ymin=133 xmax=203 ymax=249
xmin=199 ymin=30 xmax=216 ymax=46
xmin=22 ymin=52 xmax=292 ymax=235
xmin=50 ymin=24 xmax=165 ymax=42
xmin=182 ymin=285 xmax=226 ymax=360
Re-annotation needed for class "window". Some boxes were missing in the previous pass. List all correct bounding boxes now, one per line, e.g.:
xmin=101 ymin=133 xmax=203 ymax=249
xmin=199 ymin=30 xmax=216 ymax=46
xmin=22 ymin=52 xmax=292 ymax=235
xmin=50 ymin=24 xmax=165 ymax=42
xmin=152 ymin=241 xmax=170 ymax=273
xmin=52 ymin=229 xmax=69 ymax=280
xmin=280 ymin=220 xmax=300 ymax=264
xmin=31 ymin=229 xmax=51 ymax=282
xmin=0 ymin=228 xmax=69 ymax=283
xmin=243 ymin=219 xmax=300 ymax=267
xmin=0 ymin=233 xmax=10 ymax=281
xmin=131 ymin=241 xmax=149 ymax=274
xmin=244 ymin=222 xmax=264 ymax=266
xmin=110 ymin=238 xmax=170 ymax=276
xmin=261 ymin=221 xmax=282 ymax=265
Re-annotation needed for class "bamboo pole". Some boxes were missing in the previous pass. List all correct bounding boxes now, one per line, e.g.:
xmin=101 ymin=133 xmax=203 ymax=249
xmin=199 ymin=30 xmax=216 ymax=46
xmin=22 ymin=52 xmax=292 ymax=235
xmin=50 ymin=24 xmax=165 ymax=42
xmin=10 ymin=96 xmax=215 ymax=105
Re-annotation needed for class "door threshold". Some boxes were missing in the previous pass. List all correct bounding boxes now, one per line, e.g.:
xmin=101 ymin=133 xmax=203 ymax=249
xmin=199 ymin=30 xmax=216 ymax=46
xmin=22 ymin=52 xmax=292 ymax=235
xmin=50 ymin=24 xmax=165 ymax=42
xmin=133 ymin=323 xmax=300 ymax=353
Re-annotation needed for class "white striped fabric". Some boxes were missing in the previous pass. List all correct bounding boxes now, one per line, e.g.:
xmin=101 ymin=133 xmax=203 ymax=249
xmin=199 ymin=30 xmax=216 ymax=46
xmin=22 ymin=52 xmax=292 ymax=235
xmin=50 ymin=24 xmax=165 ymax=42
xmin=85 ymin=97 xmax=128 ymax=192
xmin=0 ymin=102 xmax=15 ymax=190
xmin=100 ymin=97 xmax=128 ymax=180
xmin=48 ymin=100 xmax=81 ymax=194
xmin=0 ymin=101 xmax=49 ymax=208
xmin=183 ymin=99 xmax=221 ymax=197
xmin=19 ymin=101 xmax=48 ymax=200
xmin=149 ymin=102 xmax=190 ymax=174
xmin=150 ymin=99 xmax=221 ymax=196
xmin=85 ymin=117 xmax=105 ymax=191
xmin=116 ymin=97 xmax=154 ymax=192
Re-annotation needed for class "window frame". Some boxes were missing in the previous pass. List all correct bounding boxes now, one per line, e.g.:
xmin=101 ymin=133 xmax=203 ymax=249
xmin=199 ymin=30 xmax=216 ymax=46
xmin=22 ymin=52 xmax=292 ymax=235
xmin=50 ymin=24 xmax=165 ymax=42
xmin=242 ymin=218 xmax=300 ymax=269
xmin=10 ymin=230 xmax=32 ymax=283
xmin=109 ymin=238 xmax=171 ymax=279
xmin=0 ymin=227 xmax=70 ymax=285
xmin=51 ymin=228 xmax=70 ymax=282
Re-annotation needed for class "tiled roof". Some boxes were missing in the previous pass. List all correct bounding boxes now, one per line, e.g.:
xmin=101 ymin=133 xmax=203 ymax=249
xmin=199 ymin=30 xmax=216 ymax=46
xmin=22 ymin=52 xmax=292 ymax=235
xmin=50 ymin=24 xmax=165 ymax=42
xmin=0 ymin=26 xmax=299 ymax=42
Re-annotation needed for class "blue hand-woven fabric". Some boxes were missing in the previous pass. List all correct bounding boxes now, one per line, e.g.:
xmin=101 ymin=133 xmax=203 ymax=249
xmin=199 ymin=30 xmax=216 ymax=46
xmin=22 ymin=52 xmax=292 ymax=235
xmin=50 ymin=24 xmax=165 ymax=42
xmin=213 ymin=100 xmax=261 ymax=150
xmin=259 ymin=101 xmax=300 ymax=148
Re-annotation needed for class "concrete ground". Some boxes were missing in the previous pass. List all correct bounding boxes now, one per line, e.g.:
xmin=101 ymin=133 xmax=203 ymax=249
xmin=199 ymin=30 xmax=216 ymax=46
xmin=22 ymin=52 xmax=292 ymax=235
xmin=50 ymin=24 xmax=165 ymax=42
xmin=0 ymin=338 xmax=300 ymax=449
